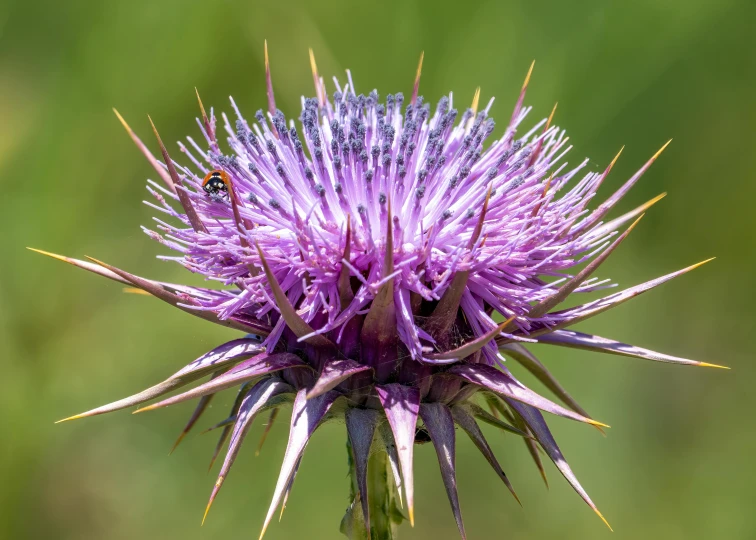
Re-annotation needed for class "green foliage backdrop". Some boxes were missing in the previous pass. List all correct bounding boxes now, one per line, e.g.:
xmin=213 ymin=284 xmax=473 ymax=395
xmin=1 ymin=0 xmax=754 ymax=538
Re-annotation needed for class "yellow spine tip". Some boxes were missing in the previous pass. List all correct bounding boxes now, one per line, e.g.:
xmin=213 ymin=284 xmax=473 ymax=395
xmin=112 ymin=108 xmax=133 ymax=134
xmin=595 ymin=508 xmax=613 ymax=531
xmin=698 ymin=362 xmax=730 ymax=370
xmin=27 ymin=247 xmax=68 ymax=263
xmin=510 ymin=490 xmax=523 ymax=507
xmin=123 ymin=287 xmax=150 ymax=295
xmin=408 ymin=506 xmax=415 ymax=527
xmin=471 ymin=86 xmax=481 ymax=114
xmin=546 ymin=102 xmax=558 ymax=129
xmin=651 ymin=139 xmax=673 ymax=161
xmin=55 ymin=414 xmax=82 ymax=424
xmin=628 ymin=213 xmax=645 ymax=230
xmin=309 ymin=48 xmax=318 ymax=74
xmin=169 ymin=433 xmax=187 ymax=455
xmin=522 ymin=60 xmax=535 ymax=90
xmin=608 ymin=145 xmax=625 ymax=170
xmin=648 ymin=192 xmax=667 ymax=205
xmin=692 ymin=257 xmax=716 ymax=270
xmin=590 ymin=420 xmax=611 ymax=429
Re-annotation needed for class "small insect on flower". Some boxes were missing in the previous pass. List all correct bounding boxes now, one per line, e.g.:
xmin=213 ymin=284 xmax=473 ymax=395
xmin=32 ymin=45 xmax=726 ymax=540
xmin=202 ymin=169 xmax=230 ymax=200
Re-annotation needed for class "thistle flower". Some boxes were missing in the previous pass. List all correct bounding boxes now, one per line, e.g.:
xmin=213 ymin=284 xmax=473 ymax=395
xmin=34 ymin=47 xmax=724 ymax=540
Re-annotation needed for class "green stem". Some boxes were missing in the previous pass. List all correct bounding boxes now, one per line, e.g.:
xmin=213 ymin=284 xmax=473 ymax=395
xmin=341 ymin=439 xmax=404 ymax=540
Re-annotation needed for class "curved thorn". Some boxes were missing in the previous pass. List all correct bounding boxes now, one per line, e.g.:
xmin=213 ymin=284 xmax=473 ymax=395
xmin=147 ymin=115 xmax=207 ymax=233
xmin=112 ymin=108 xmax=176 ymax=194
xmin=56 ymin=339 xmax=263 ymax=423
xmin=84 ymin=256 xmax=264 ymax=334
xmin=424 ymin=315 xmax=515 ymax=362
xmin=536 ymin=329 xmax=729 ymax=369
xmin=254 ymin=242 xmax=333 ymax=348
xmin=259 ymin=390 xmax=339 ymax=540
xmin=583 ymin=140 xmax=672 ymax=229
xmin=170 ymin=368 xmax=230 ymax=454
xmin=134 ymin=353 xmax=305 ymax=413
xmin=419 ymin=403 xmax=466 ymax=539
xmin=500 ymin=343 xmax=603 ymax=435
xmin=452 ymin=405 xmax=521 ymax=506
xmin=590 ymin=192 xmax=665 ymax=238
xmin=448 ymin=363 xmax=610 ymax=427
xmin=28 ymin=248 xmax=130 ymax=285
xmin=468 ymin=403 xmax=531 ymax=438
xmin=526 ymin=214 xmax=645 ymax=320
xmin=510 ymin=60 xmax=535 ymax=124
xmin=507 ymin=401 xmax=612 ymax=530
xmin=203 ymin=379 xmax=291 ymax=525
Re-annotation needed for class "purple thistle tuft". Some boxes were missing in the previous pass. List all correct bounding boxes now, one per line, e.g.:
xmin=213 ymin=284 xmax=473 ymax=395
xmin=34 ymin=49 xmax=725 ymax=539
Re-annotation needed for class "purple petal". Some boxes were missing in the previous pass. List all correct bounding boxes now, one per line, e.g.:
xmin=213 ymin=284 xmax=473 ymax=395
xmin=259 ymin=388 xmax=340 ymax=539
xmin=307 ymin=358 xmax=372 ymax=400
xmin=537 ymin=329 xmax=727 ymax=368
xmin=345 ymin=408 xmax=381 ymax=534
xmin=419 ymin=403 xmax=466 ymax=540
xmin=136 ymin=353 xmax=307 ymax=413
xmin=451 ymin=405 xmax=520 ymax=505
xmin=447 ymin=363 xmax=607 ymax=427
xmin=56 ymin=339 xmax=264 ymax=422
xmin=203 ymin=379 xmax=292 ymax=524
xmin=376 ymin=384 xmax=419 ymax=526
xmin=506 ymin=400 xmax=612 ymax=530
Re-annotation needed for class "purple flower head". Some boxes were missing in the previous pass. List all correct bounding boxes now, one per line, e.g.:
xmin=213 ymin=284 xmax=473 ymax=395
xmin=36 ymin=49 xmax=723 ymax=539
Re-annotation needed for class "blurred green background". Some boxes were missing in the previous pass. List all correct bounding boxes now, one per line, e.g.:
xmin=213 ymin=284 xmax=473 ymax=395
xmin=2 ymin=0 xmax=754 ymax=538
